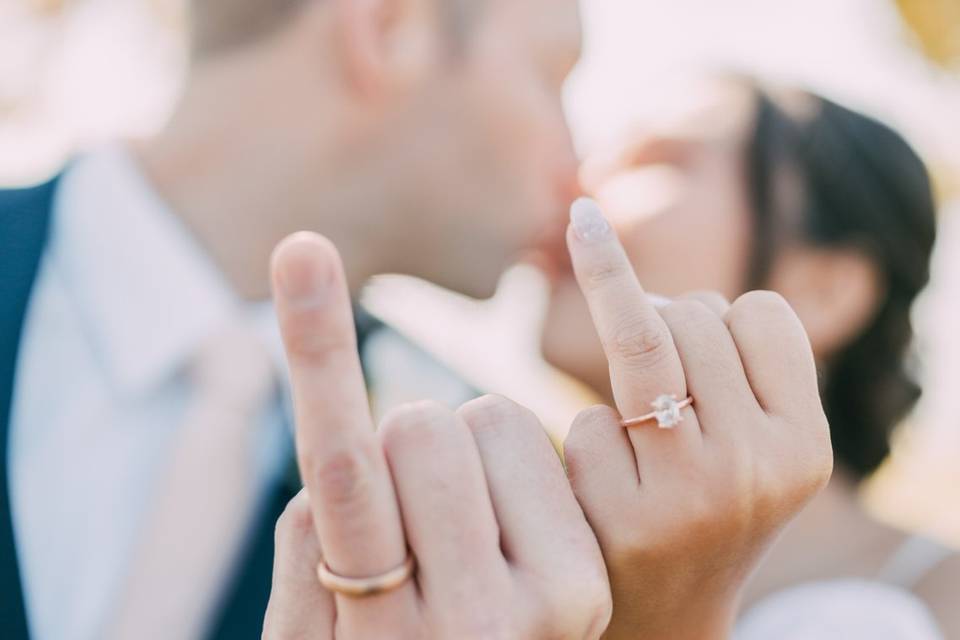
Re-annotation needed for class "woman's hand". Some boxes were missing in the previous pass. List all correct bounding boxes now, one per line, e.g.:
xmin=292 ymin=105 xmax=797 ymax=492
xmin=562 ymin=198 xmax=834 ymax=640
xmin=262 ymin=233 xmax=611 ymax=640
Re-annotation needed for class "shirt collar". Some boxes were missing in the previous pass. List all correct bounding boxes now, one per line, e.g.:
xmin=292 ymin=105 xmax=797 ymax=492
xmin=50 ymin=145 xmax=283 ymax=397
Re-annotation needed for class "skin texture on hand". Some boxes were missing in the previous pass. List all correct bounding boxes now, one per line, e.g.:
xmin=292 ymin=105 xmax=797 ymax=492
xmin=263 ymin=232 xmax=611 ymax=640
xmin=563 ymin=198 xmax=834 ymax=640
xmin=262 ymin=198 xmax=832 ymax=638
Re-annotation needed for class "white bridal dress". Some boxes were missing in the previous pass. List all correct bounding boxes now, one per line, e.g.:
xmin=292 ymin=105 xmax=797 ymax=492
xmin=737 ymin=536 xmax=953 ymax=640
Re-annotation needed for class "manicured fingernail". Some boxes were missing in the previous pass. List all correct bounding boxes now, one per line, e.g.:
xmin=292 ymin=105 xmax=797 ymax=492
xmin=570 ymin=197 xmax=612 ymax=243
xmin=274 ymin=234 xmax=332 ymax=308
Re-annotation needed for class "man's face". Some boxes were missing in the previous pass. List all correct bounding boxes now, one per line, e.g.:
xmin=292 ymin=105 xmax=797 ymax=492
xmin=389 ymin=0 xmax=583 ymax=298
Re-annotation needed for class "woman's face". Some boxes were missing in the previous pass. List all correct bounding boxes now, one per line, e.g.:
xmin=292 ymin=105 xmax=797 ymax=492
xmin=541 ymin=84 xmax=758 ymax=395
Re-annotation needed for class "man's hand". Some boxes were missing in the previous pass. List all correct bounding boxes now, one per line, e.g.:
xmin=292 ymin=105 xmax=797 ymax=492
xmin=262 ymin=232 xmax=611 ymax=639
xmin=562 ymin=198 xmax=833 ymax=640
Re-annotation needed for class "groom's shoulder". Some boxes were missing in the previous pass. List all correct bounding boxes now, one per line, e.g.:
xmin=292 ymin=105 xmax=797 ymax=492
xmin=0 ymin=175 xmax=62 ymax=309
xmin=0 ymin=175 xmax=61 ymax=214
xmin=0 ymin=174 xmax=61 ymax=243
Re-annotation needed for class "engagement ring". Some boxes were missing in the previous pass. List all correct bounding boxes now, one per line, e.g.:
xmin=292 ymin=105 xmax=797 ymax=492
xmin=621 ymin=394 xmax=694 ymax=429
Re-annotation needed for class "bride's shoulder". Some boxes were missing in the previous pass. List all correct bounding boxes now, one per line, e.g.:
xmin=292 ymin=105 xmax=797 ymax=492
xmin=914 ymin=554 xmax=960 ymax=639
xmin=736 ymin=579 xmax=943 ymax=640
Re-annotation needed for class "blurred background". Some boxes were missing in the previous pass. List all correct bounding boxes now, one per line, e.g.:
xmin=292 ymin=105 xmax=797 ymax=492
xmin=3 ymin=0 xmax=959 ymax=546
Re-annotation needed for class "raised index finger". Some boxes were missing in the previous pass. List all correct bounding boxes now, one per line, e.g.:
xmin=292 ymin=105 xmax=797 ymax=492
xmin=566 ymin=198 xmax=687 ymax=422
xmin=271 ymin=233 xmax=411 ymax=619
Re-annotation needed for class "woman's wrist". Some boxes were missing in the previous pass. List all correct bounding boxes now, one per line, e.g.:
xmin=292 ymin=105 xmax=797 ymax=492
xmin=603 ymin=594 xmax=737 ymax=640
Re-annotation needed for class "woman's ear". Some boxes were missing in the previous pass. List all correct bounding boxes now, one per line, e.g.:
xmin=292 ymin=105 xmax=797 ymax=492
xmin=768 ymin=246 xmax=884 ymax=359
xmin=332 ymin=0 xmax=440 ymax=99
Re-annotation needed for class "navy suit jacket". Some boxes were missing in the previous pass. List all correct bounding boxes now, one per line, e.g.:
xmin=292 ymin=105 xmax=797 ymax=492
xmin=0 ymin=177 xmax=375 ymax=639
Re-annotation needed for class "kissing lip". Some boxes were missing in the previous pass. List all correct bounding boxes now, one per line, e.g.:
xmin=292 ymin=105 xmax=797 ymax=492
xmin=525 ymin=204 xmax=575 ymax=282
xmin=525 ymin=226 xmax=573 ymax=283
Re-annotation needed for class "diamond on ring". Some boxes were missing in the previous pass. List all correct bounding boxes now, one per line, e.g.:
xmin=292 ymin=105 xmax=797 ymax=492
xmin=620 ymin=394 xmax=694 ymax=429
xmin=651 ymin=394 xmax=684 ymax=429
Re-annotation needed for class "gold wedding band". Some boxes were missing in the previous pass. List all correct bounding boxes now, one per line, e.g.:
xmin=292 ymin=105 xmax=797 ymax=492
xmin=621 ymin=394 xmax=694 ymax=429
xmin=317 ymin=553 xmax=416 ymax=598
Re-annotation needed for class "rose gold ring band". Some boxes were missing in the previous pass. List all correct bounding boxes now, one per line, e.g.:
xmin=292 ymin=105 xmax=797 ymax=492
xmin=317 ymin=554 xmax=416 ymax=598
xmin=621 ymin=395 xmax=694 ymax=429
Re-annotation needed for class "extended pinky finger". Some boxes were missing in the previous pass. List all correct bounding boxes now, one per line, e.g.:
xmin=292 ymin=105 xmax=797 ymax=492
xmin=262 ymin=490 xmax=335 ymax=640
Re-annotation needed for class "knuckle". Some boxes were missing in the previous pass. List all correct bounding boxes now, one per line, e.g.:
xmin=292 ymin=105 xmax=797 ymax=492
xmin=379 ymin=400 xmax=455 ymax=451
xmin=801 ymin=412 xmax=835 ymax=491
xmin=574 ymin=404 xmax=620 ymax=428
xmin=543 ymin=571 xmax=612 ymax=639
xmin=686 ymin=290 xmax=730 ymax=309
xmin=564 ymin=406 xmax=620 ymax=482
xmin=664 ymin=298 xmax=710 ymax=319
xmin=661 ymin=299 xmax=716 ymax=330
xmin=765 ymin=416 xmax=834 ymax=509
xmin=283 ymin=314 xmax=348 ymax=361
xmin=302 ymin=440 xmax=379 ymax=514
xmin=274 ymin=490 xmax=313 ymax=546
xmin=583 ymin=259 xmax=625 ymax=288
xmin=579 ymin=581 xmax=614 ymax=640
xmin=815 ymin=437 xmax=835 ymax=488
xmin=561 ymin=438 xmax=584 ymax=481
xmin=606 ymin=315 xmax=671 ymax=368
xmin=797 ymin=432 xmax=835 ymax=499
xmin=731 ymin=290 xmax=793 ymax=322
xmin=458 ymin=395 xmax=537 ymax=434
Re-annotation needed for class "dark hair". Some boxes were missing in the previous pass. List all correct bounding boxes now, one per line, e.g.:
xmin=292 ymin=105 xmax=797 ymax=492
xmin=744 ymin=86 xmax=937 ymax=479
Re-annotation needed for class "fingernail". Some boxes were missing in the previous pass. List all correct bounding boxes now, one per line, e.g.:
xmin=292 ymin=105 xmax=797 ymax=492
xmin=570 ymin=197 xmax=612 ymax=243
xmin=274 ymin=236 xmax=332 ymax=308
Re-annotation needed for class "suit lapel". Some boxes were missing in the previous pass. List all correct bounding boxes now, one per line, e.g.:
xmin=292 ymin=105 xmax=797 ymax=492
xmin=0 ymin=178 xmax=60 ymax=640
xmin=0 ymin=177 xmax=384 ymax=640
